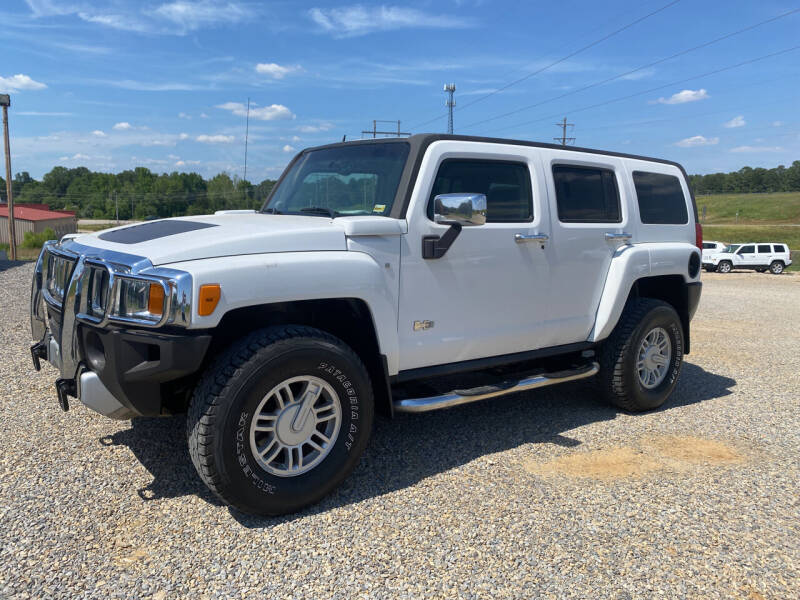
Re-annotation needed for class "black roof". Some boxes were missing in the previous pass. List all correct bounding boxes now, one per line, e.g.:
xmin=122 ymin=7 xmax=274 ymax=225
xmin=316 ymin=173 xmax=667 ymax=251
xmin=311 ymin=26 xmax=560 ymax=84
xmin=307 ymin=133 xmax=687 ymax=171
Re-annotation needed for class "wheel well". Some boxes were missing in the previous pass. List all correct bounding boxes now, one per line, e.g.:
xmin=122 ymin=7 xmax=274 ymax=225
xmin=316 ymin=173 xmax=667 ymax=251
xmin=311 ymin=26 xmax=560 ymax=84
xmin=628 ymin=275 xmax=691 ymax=353
xmin=209 ymin=299 xmax=392 ymax=417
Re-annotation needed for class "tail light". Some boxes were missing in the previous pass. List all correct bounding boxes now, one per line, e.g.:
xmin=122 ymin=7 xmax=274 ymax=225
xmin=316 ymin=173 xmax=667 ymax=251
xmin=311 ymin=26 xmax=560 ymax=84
xmin=695 ymin=223 xmax=703 ymax=251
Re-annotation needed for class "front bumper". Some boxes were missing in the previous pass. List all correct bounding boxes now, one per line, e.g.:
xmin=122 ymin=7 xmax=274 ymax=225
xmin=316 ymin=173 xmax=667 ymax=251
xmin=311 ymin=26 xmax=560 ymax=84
xmin=30 ymin=241 xmax=210 ymax=419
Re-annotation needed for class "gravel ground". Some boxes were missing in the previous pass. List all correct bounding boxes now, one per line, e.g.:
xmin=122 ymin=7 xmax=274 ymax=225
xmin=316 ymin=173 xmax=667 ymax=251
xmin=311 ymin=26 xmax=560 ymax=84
xmin=1 ymin=262 xmax=798 ymax=599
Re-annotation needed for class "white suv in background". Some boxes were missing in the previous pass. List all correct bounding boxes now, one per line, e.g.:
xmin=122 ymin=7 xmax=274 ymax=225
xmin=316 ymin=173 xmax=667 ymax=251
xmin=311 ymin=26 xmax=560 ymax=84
xmin=709 ymin=242 xmax=792 ymax=274
xmin=701 ymin=241 xmax=726 ymax=267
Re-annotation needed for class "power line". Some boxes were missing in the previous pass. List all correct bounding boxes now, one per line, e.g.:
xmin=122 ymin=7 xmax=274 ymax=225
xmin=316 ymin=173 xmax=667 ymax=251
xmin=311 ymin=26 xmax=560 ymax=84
xmin=478 ymin=44 xmax=800 ymax=136
xmin=407 ymin=0 xmax=682 ymax=130
xmin=460 ymin=6 xmax=800 ymax=131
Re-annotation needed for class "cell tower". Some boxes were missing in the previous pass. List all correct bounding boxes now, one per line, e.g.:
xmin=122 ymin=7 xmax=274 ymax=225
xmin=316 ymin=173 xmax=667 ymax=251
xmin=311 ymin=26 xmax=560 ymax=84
xmin=444 ymin=83 xmax=456 ymax=134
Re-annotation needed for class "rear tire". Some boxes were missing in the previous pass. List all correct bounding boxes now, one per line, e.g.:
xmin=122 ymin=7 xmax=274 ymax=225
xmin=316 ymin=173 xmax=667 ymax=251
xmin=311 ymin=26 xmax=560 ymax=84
xmin=187 ymin=325 xmax=374 ymax=516
xmin=770 ymin=260 xmax=784 ymax=274
xmin=597 ymin=298 xmax=684 ymax=412
xmin=717 ymin=261 xmax=732 ymax=273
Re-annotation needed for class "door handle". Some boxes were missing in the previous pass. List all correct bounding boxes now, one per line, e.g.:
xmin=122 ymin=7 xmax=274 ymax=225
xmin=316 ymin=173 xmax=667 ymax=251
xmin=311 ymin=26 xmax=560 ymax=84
xmin=604 ymin=232 xmax=632 ymax=242
xmin=515 ymin=233 xmax=549 ymax=245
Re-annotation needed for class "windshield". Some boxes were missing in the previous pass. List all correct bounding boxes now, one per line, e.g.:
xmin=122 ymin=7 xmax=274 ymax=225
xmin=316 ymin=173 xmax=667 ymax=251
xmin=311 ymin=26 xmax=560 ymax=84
xmin=722 ymin=244 xmax=740 ymax=253
xmin=263 ymin=142 xmax=410 ymax=217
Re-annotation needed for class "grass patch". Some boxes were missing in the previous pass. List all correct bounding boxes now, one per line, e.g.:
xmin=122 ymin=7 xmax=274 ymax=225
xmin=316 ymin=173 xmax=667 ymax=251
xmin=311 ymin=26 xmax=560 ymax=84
xmin=696 ymin=192 xmax=800 ymax=224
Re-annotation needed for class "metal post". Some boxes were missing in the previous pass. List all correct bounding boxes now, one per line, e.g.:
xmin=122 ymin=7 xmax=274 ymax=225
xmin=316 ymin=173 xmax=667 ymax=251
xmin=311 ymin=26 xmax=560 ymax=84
xmin=1 ymin=95 xmax=16 ymax=260
xmin=444 ymin=84 xmax=456 ymax=134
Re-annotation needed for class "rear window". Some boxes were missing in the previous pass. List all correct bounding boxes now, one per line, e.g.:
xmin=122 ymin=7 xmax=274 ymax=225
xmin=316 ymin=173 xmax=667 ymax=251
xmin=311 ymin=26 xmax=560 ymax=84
xmin=773 ymin=244 xmax=786 ymax=253
xmin=758 ymin=244 xmax=771 ymax=253
xmin=552 ymin=165 xmax=621 ymax=223
xmin=702 ymin=242 xmax=715 ymax=249
xmin=633 ymin=171 xmax=689 ymax=225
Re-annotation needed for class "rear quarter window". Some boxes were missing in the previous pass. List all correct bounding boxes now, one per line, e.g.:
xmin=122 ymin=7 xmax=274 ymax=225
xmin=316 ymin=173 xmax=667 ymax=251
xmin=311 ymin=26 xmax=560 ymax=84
xmin=633 ymin=171 xmax=689 ymax=225
xmin=773 ymin=244 xmax=786 ymax=253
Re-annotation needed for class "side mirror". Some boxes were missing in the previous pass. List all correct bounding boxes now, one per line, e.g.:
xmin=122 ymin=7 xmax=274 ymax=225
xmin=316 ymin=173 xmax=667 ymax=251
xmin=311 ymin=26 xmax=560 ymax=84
xmin=433 ymin=193 xmax=487 ymax=226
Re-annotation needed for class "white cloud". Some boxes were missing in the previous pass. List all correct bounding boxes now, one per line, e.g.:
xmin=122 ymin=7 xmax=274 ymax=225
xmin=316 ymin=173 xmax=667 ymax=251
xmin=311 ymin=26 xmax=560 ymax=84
xmin=200 ymin=112 xmax=209 ymax=118
xmin=656 ymin=89 xmax=709 ymax=105
xmin=723 ymin=115 xmax=745 ymax=128
xmin=674 ymin=135 xmax=719 ymax=148
xmin=151 ymin=1 xmax=254 ymax=32
xmin=772 ymin=121 xmax=784 ymax=127
xmin=730 ymin=145 xmax=783 ymax=153
xmin=290 ymin=135 xmax=301 ymax=142
xmin=113 ymin=122 xmax=133 ymax=130
xmin=16 ymin=111 xmax=72 ymax=117
xmin=308 ymin=5 xmax=474 ymax=37
xmin=26 ymin=0 xmax=253 ymax=35
xmin=58 ymin=153 xmax=91 ymax=161
xmin=216 ymin=101 xmax=294 ymax=121
xmin=0 ymin=73 xmax=47 ymax=92
xmin=91 ymin=130 xmax=106 ymax=137
xmin=179 ymin=132 xmax=189 ymax=139
xmin=196 ymin=134 xmax=235 ymax=143
xmin=178 ymin=112 xmax=191 ymax=119
xmin=255 ymin=63 xmax=301 ymax=79
xmin=282 ymin=144 xmax=295 ymax=153
xmin=298 ymin=123 xmax=333 ymax=133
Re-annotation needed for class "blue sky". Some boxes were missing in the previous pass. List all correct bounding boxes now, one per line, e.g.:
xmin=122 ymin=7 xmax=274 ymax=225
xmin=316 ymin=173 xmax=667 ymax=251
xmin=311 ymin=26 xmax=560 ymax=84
xmin=2 ymin=0 xmax=798 ymax=181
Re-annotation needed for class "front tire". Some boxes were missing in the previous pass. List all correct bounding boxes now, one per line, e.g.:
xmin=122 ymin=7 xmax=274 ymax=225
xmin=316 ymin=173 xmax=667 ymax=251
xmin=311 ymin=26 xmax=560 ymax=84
xmin=717 ymin=260 xmax=732 ymax=273
xmin=597 ymin=299 xmax=684 ymax=412
xmin=187 ymin=325 xmax=374 ymax=516
xmin=770 ymin=260 xmax=784 ymax=274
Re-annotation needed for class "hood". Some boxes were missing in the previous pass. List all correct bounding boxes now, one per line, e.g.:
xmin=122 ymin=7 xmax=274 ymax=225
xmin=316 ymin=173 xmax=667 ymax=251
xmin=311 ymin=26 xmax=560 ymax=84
xmin=73 ymin=213 xmax=348 ymax=265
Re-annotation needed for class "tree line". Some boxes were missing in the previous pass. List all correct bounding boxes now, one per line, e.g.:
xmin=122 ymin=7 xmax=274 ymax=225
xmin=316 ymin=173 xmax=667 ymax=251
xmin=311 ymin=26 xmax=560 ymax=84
xmin=0 ymin=166 xmax=276 ymax=220
xmin=687 ymin=161 xmax=800 ymax=195
xmin=1 ymin=160 xmax=799 ymax=221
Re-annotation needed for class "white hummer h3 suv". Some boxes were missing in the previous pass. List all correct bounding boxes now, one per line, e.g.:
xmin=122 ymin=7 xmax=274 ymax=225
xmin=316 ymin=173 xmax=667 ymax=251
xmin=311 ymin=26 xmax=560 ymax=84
xmin=29 ymin=135 xmax=703 ymax=515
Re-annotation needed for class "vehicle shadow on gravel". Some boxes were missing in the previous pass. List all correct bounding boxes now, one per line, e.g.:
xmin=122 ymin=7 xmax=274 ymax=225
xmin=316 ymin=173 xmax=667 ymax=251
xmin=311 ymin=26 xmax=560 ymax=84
xmin=101 ymin=362 xmax=735 ymax=525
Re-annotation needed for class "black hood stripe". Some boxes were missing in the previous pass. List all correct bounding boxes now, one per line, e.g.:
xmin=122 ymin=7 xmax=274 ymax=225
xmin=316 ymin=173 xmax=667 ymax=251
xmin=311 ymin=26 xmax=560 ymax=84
xmin=98 ymin=220 xmax=217 ymax=244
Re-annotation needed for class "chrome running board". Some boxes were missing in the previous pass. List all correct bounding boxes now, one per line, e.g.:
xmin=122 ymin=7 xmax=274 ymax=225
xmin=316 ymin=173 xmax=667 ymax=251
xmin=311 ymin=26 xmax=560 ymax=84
xmin=393 ymin=362 xmax=599 ymax=414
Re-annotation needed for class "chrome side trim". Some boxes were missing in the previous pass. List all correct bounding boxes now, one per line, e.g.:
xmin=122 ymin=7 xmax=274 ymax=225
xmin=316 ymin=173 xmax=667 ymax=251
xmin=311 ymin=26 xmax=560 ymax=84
xmin=78 ymin=371 xmax=136 ymax=420
xmin=393 ymin=362 xmax=599 ymax=414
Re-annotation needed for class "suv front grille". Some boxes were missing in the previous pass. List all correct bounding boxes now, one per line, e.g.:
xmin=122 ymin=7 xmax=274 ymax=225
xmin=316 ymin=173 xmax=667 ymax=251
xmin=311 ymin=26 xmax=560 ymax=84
xmin=43 ymin=250 xmax=76 ymax=308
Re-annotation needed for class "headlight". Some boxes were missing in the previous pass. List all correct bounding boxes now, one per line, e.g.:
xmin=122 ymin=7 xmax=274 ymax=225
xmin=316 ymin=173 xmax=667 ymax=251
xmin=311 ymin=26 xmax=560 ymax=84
xmin=112 ymin=277 xmax=168 ymax=322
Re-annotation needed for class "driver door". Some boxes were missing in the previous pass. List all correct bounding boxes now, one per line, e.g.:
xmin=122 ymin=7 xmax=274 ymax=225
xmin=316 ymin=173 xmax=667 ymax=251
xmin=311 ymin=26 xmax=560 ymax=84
xmin=397 ymin=145 xmax=553 ymax=372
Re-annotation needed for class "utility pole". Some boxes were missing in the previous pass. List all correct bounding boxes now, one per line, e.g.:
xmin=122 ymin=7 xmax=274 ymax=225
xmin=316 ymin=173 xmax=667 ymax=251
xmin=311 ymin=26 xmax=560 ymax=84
xmin=1 ymin=94 xmax=15 ymax=260
xmin=553 ymin=117 xmax=575 ymax=146
xmin=444 ymin=83 xmax=456 ymax=134
xmin=361 ymin=120 xmax=411 ymax=138
xmin=243 ymin=97 xmax=250 ymax=184
xmin=114 ymin=191 xmax=118 ymax=224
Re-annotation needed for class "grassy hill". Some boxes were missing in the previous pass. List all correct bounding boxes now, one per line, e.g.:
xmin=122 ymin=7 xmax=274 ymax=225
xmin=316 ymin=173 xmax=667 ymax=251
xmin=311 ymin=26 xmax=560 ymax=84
xmin=696 ymin=192 xmax=800 ymax=224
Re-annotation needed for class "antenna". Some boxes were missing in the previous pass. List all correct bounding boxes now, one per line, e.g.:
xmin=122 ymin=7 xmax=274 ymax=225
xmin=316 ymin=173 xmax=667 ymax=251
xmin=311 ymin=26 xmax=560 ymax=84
xmin=444 ymin=83 xmax=456 ymax=134
xmin=243 ymin=97 xmax=250 ymax=182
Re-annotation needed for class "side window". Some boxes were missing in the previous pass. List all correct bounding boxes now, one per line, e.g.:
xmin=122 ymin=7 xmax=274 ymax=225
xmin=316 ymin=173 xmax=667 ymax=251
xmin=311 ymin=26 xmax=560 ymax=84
xmin=738 ymin=245 xmax=754 ymax=254
xmin=428 ymin=159 xmax=533 ymax=223
xmin=632 ymin=171 xmax=689 ymax=225
xmin=552 ymin=165 xmax=621 ymax=223
xmin=702 ymin=242 xmax=714 ymax=249
xmin=773 ymin=244 xmax=786 ymax=253
xmin=757 ymin=244 xmax=771 ymax=253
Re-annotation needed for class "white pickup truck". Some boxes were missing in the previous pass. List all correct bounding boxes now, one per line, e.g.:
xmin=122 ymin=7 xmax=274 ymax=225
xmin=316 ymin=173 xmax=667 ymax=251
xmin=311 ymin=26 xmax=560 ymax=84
xmin=29 ymin=135 xmax=702 ymax=515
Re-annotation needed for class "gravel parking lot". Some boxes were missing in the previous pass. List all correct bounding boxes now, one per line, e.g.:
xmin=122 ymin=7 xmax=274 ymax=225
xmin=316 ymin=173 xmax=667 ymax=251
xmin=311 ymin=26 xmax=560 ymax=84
xmin=1 ymin=262 xmax=798 ymax=599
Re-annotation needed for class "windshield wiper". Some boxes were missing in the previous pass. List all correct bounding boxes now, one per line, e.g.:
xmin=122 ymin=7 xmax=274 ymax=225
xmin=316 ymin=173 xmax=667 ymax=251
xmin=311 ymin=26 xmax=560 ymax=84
xmin=299 ymin=206 xmax=339 ymax=218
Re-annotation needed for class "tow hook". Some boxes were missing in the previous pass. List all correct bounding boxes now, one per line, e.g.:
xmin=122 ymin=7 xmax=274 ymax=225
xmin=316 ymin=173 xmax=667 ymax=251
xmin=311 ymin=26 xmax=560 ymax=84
xmin=30 ymin=341 xmax=47 ymax=371
xmin=55 ymin=378 xmax=76 ymax=412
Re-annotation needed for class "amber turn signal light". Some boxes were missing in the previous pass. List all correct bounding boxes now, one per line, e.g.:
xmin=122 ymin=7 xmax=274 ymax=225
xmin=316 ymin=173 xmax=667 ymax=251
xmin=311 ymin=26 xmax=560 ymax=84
xmin=198 ymin=284 xmax=221 ymax=316
xmin=148 ymin=283 xmax=165 ymax=316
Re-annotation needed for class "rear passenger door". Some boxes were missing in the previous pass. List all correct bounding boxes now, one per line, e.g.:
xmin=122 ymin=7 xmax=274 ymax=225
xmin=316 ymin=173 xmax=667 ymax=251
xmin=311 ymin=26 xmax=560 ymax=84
xmin=757 ymin=244 xmax=773 ymax=266
xmin=540 ymin=153 xmax=630 ymax=344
